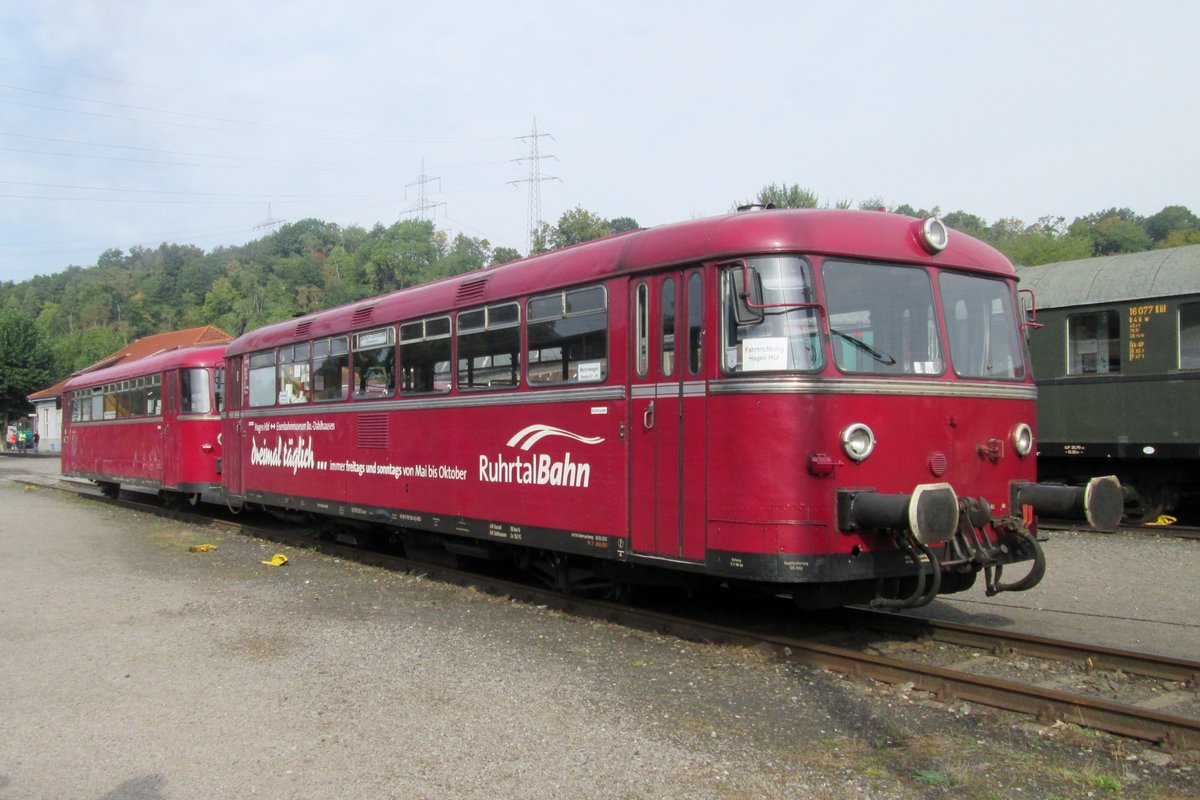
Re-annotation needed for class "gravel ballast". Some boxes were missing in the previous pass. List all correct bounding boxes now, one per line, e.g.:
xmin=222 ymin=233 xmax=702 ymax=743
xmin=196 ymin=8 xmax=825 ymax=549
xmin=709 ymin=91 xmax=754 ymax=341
xmin=1 ymin=460 xmax=1196 ymax=799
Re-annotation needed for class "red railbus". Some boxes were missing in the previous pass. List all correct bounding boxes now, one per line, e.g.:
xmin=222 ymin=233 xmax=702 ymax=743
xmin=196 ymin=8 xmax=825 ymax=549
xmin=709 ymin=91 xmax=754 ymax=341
xmin=222 ymin=209 xmax=1118 ymax=608
xmin=62 ymin=345 xmax=226 ymax=505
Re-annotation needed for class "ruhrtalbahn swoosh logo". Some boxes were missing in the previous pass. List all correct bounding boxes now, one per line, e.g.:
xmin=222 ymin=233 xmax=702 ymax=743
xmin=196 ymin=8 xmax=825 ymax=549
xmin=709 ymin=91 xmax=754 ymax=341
xmin=505 ymin=424 xmax=605 ymax=451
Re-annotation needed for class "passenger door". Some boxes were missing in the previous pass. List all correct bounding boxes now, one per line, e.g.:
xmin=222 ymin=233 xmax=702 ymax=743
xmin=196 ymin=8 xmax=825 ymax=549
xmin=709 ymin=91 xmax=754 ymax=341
xmin=160 ymin=370 xmax=179 ymax=488
xmin=222 ymin=356 xmax=244 ymax=498
xmin=630 ymin=270 xmax=707 ymax=561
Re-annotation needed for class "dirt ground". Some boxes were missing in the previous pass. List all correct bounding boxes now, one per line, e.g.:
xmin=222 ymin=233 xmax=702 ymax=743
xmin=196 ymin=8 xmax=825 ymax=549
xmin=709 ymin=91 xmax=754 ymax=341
xmin=0 ymin=459 xmax=1197 ymax=799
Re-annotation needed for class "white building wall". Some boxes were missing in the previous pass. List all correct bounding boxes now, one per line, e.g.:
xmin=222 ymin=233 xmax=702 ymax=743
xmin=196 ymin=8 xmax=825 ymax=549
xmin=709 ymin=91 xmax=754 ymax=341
xmin=34 ymin=400 xmax=62 ymax=452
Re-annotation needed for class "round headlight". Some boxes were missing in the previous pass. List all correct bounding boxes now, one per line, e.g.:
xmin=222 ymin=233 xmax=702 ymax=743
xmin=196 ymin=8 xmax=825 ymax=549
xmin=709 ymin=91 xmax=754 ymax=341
xmin=1012 ymin=423 xmax=1033 ymax=458
xmin=921 ymin=217 xmax=949 ymax=253
xmin=841 ymin=423 xmax=876 ymax=462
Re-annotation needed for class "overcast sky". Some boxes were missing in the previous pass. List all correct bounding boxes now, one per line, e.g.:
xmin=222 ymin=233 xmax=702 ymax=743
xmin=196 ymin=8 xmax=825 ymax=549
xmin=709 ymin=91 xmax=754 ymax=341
xmin=1 ymin=0 xmax=1197 ymax=282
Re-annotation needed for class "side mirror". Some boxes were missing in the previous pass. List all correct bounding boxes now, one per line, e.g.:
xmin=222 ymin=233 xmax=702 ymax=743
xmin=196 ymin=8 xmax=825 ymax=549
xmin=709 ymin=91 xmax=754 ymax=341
xmin=1018 ymin=288 xmax=1042 ymax=335
xmin=733 ymin=263 xmax=765 ymax=326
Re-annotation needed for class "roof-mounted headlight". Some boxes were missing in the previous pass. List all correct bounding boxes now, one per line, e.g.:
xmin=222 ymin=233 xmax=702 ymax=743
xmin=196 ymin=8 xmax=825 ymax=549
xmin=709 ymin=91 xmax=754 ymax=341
xmin=841 ymin=423 xmax=876 ymax=462
xmin=919 ymin=217 xmax=949 ymax=254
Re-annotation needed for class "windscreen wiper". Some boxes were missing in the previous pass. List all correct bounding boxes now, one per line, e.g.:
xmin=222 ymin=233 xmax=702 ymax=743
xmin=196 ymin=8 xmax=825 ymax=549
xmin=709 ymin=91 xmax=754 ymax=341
xmin=829 ymin=328 xmax=897 ymax=366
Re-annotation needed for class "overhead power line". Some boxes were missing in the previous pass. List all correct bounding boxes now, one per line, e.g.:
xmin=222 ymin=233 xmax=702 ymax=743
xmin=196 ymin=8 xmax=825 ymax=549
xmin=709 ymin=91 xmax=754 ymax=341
xmin=253 ymin=203 xmax=286 ymax=232
xmin=509 ymin=117 xmax=560 ymax=252
xmin=403 ymin=158 xmax=445 ymax=222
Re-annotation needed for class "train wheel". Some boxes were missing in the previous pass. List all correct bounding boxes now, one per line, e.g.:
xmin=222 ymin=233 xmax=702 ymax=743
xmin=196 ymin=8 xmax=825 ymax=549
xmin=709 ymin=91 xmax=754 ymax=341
xmin=606 ymin=582 xmax=635 ymax=604
xmin=1124 ymin=485 xmax=1168 ymax=524
xmin=98 ymin=481 xmax=119 ymax=499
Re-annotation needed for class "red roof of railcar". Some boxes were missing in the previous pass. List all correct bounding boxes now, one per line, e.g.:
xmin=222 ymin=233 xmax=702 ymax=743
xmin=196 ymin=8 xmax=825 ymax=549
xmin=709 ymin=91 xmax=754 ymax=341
xmin=62 ymin=344 xmax=229 ymax=392
xmin=227 ymin=209 xmax=1013 ymax=356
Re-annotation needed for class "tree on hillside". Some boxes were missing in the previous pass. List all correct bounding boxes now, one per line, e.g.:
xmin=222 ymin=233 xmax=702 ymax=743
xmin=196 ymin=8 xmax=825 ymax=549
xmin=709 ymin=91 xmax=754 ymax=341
xmin=1145 ymin=205 xmax=1200 ymax=244
xmin=433 ymin=231 xmax=491 ymax=277
xmin=743 ymin=183 xmax=819 ymax=209
xmin=992 ymin=217 xmax=1093 ymax=265
xmin=550 ymin=207 xmax=614 ymax=248
xmin=0 ymin=310 xmax=55 ymax=428
xmin=530 ymin=208 xmax=639 ymax=254
xmin=490 ymin=246 xmax=523 ymax=266
xmin=1068 ymin=208 xmax=1152 ymax=256
xmin=941 ymin=211 xmax=988 ymax=240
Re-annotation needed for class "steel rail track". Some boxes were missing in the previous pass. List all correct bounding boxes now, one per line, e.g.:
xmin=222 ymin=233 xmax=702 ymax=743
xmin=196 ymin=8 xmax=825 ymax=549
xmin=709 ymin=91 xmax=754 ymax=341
xmin=1039 ymin=519 xmax=1200 ymax=541
xmin=19 ymin=476 xmax=1200 ymax=751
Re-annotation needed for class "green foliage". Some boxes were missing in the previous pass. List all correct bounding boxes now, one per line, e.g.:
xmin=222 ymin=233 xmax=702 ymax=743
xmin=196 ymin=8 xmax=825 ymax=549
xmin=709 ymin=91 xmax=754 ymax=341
xmin=0 ymin=310 xmax=55 ymax=425
xmin=983 ymin=216 xmax=1094 ymax=266
xmin=529 ymin=207 xmax=640 ymax=254
xmin=1162 ymin=228 xmax=1200 ymax=248
xmin=1088 ymin=774 xmax=1122 ymax=792
xmin=746 ymin=182 xmax=820 ymax=209
xmin=550 ymin=207 xmax=614 ymax=248
xmin=941 ymin=211 xmax=988 ymax=240
xmin=911 ymin=768 xmax=954 ymax=787
xmin=1069 ymin=208 xmax=1152 ymax=255
xmin=1145 ymin=204 xmax=1199 ymax=242
xmin=490 ymin=246 xmax=522 ymax=266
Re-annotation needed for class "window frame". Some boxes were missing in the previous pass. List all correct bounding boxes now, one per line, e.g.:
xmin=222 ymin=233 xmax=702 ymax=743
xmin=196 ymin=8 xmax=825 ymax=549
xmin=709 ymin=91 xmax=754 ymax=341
xmin=1179 ymin=302 xmax=1200 ymax=370
xmin=525 ymin=284 xmax=609 ymax=387
xmin=400 ymin=315 xmax=453 ymax=395
xmin=457 ymin=302 xmax=522 ymax=392
xmin=1066 ymin=309 xmax=1121 ymax=376
xmin=311 ymin=335 xmax=350 ymax=403
xmin=352 ymin=327 xmax=398 ymax=400
xmin=247 ymin=350 xmax=278 ymax=408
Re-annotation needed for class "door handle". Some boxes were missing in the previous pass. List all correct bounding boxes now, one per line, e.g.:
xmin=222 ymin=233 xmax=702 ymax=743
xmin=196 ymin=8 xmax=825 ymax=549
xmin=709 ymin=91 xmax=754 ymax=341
xmin=643 ymin=400 xmax=655 ymax=430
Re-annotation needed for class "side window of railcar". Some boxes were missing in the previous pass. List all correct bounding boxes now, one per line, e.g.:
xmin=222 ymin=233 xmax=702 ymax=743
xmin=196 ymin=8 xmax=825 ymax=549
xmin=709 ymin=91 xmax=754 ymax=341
xmin=1067 ymin=311 xmax=1120 ymax=374
xmin=248 ymin=351 xmax=277 ymax=407
xmin=278 ymin=344 xmax=311 ymax=404
xmin=312 ymin=337 xmax=350 ymax=402
xmin=146 ymin=375 xmax=162 ymax=416
xmin=127 ymin=378 xmax=147 ymax=417
xmin=181 ymin=369 xmax=212 ymax=414
xmin=458 ymin=303 xmax=520 ymax=391
xmin=104 ymin=382 xmax=127 ymax=419
xmin=1179 ymin=304 xmax=1200 ymax=369
xmin=73 ymin=390 xmax=93 ymax=422
xmin=213 ymin=368 xmax=224 ymax=413
xmin=526 ymin=286 xmax=608 ymax=385
xmin=722 ymin=256 xmax=824 ymax=373
xmin=353 ymin=328 xmax=396 ymax=399
xmin=938 ymin=273 xmax=1026 ymax=379
xmin=687 ymin=273 xmax=703 ymax=375
xmin=400 ymin=317 xmax=452 ymax=394
xmin=661 ymin=277 xmax=677 ymax=377
xmin=90 ymin=387 xmax=103 ymax=420
xmin=635 ymin=283 xmax=649 ymax=377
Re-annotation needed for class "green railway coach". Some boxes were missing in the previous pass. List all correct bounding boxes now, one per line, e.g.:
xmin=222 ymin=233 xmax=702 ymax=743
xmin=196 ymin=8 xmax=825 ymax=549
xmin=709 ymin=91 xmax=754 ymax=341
xmin=1017 ymin=244 xmax=1200 ymax=521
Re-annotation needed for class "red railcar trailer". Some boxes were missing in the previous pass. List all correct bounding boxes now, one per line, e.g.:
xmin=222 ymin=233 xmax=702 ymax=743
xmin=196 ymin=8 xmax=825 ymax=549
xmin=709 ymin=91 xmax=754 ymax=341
xmin=62 ymin=345 xmax=226 ymax=505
